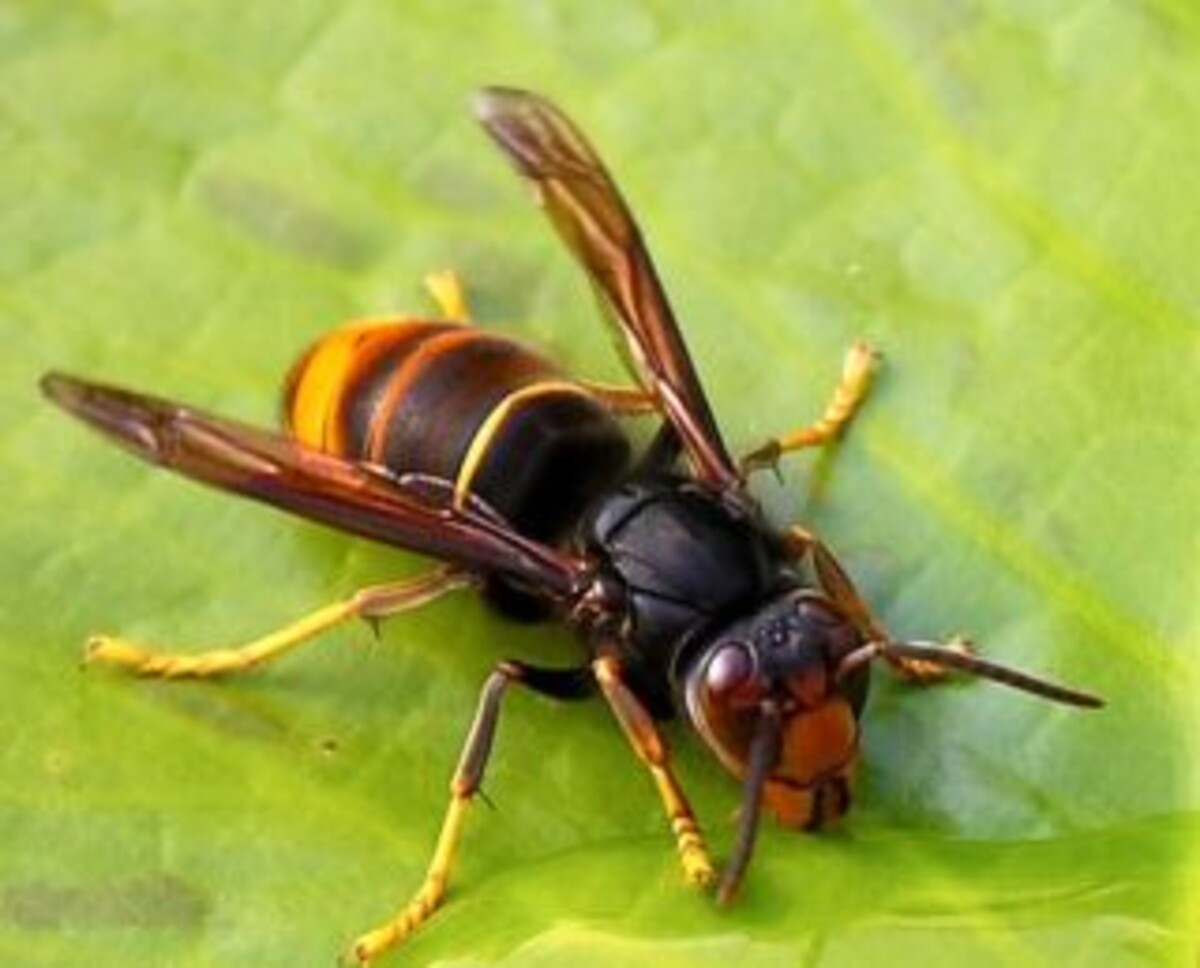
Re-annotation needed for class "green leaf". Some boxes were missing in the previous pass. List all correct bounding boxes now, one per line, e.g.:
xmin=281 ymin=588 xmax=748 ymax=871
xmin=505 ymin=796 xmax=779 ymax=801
xmin=3 ymin=3 xmax=1197 ymax=967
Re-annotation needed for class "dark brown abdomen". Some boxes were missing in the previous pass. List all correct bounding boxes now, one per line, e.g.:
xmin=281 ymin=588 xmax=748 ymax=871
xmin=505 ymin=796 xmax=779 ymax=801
xmin=283 ymin=317 xmax=630 ymax=544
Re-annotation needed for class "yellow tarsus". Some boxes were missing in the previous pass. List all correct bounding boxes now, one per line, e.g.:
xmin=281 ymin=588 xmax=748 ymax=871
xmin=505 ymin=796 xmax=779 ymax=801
xmin=593 ymin=656 xmax=715 ymax=891
xmin=652 ymin=766 xmax=716 ymax=887
xmin=350 ymin=795 xmax=469 ymax=963
xmin=85 ymin=600 xmax=357 ymax=678
xmin=83 ymin=570 xmax=465 ymax=680
xmin=741 ymin=340 xmax=879 ymax=473
xmin=423 ymin=270 xmax=471 ymax=323
xmin=775 ymin=340 xmax=877 ymax=452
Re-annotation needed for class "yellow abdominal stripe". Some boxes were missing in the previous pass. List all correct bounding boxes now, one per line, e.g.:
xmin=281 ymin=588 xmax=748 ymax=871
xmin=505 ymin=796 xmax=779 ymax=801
xmin=288 ymin=318 xmax=408 ymax=451
xmin=453 ymin=380 xmax=595 ymax=508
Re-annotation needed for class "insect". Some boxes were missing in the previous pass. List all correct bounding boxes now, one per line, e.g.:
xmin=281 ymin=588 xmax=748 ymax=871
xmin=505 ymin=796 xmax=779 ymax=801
xmin=41 ymin=87 xmax=1103 ymax=963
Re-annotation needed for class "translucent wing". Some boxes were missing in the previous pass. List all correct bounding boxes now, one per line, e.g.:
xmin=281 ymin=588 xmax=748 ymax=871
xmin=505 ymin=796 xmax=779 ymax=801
xmin=41 ymin=372 xmax=588 ymax=599
xmin=476 ymin=86 xmax=739 ymax=488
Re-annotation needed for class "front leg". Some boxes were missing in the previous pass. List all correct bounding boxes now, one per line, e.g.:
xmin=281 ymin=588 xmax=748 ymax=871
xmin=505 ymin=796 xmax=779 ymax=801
xmin=592 ymin=655 xmax=716 ymax=889
xmin=783 ymin=526 xmax=968 ymax=684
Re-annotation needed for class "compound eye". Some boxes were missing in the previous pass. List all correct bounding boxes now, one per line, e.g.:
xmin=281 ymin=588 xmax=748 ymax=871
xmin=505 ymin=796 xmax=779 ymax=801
xmin=706 ymin=641 xmax=755 ymax=696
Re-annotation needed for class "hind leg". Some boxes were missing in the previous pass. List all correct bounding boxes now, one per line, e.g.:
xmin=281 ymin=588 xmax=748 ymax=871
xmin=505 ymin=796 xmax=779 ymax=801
xmin=86 ymin=568 xmax=470 ymax=678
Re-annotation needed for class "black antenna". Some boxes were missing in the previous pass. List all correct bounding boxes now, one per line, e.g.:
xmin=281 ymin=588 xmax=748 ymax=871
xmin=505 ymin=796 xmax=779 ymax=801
xmin=717 ymin=701 xmax=782 ymax=905
xmin=836 ymin=640 xmax=1104 ymax=709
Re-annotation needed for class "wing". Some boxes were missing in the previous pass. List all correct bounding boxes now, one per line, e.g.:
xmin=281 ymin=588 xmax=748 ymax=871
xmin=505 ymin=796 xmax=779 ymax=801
xmin=41 ymin=372 xmax=588 ymax=599
xmin=475 ymin=86 xmax=739 ymax=489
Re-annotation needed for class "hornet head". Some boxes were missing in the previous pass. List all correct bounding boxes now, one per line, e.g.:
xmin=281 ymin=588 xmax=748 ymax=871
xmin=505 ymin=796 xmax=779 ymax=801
xmin=681 ymin=582 xmax=1103 ymax=903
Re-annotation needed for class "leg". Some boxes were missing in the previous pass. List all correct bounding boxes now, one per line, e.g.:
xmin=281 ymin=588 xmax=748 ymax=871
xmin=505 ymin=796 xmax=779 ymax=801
xmin=785 ymin=525 xmax=967 ymax=684
xmin=881 ymin=635 xmax=973 ymax=683
xmin=809 ymin=535 xmax=972 ymax=683
xmin=592 ymin=655 xmax=715 ymax=888
xmin=423 ymin=269 xmax=472 ymax=322
xmin=85 ymin=568 xmax=470 ymax=678
xmin=799 ymin=528 xmax=886 ymax=642
xmin=741 ymin=340 xmax=878 ymax=474
xmin=351 ymin=660 xmax=592 ymax=964
xmin=791 ymin=539 xmax=1101 ymax=706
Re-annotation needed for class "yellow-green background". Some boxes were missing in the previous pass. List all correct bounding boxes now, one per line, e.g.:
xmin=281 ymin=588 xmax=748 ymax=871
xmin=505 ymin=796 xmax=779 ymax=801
xmin=2 ymin=3 xmax=1197 ymax=966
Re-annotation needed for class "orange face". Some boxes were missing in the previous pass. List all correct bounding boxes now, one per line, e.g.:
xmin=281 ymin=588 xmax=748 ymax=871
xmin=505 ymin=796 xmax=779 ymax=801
xmin=682 ymin=596 xmax=866 ymax=829
xmin=762 ymin=693 xmax=859 ymax=827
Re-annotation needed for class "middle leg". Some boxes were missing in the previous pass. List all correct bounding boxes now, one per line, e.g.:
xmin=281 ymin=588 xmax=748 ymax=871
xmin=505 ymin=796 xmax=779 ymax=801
xmin=741 ymin=340 xmax=878 ymax=474
xmin=351 ymin=660 xmax=593 ymax=963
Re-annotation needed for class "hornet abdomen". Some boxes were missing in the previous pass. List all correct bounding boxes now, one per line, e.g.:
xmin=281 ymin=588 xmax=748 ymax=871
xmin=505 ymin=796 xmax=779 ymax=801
xmin=283 ymin=318 xmax=630 ymax=544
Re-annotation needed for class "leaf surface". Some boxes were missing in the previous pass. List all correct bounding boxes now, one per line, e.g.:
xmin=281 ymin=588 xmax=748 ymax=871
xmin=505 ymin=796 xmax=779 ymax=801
xmin=2 ymin=4 xmax=1197 ymax=966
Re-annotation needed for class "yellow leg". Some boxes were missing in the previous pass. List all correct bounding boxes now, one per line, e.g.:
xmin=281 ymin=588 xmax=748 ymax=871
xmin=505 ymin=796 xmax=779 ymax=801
xmin=351 ymin=660 xmax=591 ymax=963
xmin=885 ymin=635 xmax=973 ymax=683
xmin=85 ymin=568 xmax=468 ymax=678
xmin=785 ymin=526 xmax=972 ymax=685
xmin=423 ymin=270 xmax=472 ymax=323
xmin=781 ymin=523 xmax=886 ymax=642
xmin=593 ymin=655 xmax=715 ymax=888
xmin=741 ymin=340 xmax=878 ymax=473
xmin=351 ymin=794 xmax=468 ymax=964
